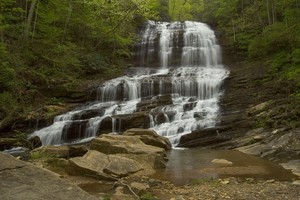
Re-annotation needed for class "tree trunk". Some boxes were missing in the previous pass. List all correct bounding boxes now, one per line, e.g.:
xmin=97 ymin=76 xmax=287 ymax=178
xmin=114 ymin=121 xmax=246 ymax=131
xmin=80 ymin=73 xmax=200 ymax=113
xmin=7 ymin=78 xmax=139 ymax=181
xmin=271 ymin=0 xmax=276 ymax=24
xmin=24 ymin=0 xmax=37 ymax=40
xmin=172 ymin=0 xmax=176 ymax=19
xmin=62 ymin=0 xmax=73 ymax=43
xmin=232 ymin=20 xmax=236 ymax=43
xmin=0 ymin=31 xmax=3 ymax=43
xmin=25 ymin=0 xmax=28 ymax=27
xmin=253 ymin=0 xmax=266 ymax=28
xmin=32 ymin=0 xmax=39 ymax=39
xmin=266 ymin=0 xmax=271 ymax=25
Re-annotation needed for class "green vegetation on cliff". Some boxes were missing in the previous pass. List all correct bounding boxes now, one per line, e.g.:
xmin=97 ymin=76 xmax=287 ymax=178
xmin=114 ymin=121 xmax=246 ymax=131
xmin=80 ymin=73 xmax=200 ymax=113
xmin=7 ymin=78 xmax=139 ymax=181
xmin=202 ymin=0 xmax=299 ymax=94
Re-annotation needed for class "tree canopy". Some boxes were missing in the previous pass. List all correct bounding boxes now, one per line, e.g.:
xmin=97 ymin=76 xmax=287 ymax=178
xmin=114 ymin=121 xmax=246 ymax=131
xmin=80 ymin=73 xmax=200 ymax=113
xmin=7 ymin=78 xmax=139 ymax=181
xmin=0 ymin=0 xmax=299 ymax=123
xmin=0 ymin=0 xmax=163 ymax=121
xmin=200 ymin=0 xmax=300 ymax=96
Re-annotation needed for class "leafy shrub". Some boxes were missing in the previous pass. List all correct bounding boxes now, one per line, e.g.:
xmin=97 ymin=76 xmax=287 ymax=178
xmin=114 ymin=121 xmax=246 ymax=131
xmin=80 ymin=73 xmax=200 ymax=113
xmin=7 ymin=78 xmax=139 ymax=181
xmin=248 ymin=23 xmax=292 ymax=59
xmin=0 ymin=92 xmax=17 ymax=118
xmin=0 ymin=65 xmax=16 ymax=91
xmin=141 ymin=192 xmax=156 ymax=200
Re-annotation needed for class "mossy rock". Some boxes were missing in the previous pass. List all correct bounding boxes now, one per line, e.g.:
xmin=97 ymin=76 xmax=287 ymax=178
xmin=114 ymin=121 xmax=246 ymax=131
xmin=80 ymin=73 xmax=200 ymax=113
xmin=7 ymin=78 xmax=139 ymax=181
xmin=0 ymin=138 xmax=18 ymax=150
xmin=46 ymin=158 xmax=68 ymax=168
xmin=31 ymin=146 xmax=70 ymax=159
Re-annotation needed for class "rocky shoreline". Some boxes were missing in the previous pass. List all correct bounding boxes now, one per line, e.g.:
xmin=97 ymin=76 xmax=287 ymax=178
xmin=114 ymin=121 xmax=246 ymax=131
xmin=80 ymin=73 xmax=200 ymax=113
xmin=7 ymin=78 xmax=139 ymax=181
xmin=1 ymin=127 xmax=300 ymax=200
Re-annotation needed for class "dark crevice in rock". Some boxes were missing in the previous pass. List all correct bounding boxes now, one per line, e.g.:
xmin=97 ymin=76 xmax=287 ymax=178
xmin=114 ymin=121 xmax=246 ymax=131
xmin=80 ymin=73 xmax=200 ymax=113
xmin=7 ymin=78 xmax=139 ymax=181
xmin=0 ymin=165 xmax=27 ymax=172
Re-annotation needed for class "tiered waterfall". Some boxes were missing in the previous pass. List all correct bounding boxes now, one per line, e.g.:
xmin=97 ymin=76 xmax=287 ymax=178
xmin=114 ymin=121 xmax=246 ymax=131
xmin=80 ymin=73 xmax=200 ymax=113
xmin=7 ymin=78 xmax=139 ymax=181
xmin=30 ymin=21 xmax=229 ymax=146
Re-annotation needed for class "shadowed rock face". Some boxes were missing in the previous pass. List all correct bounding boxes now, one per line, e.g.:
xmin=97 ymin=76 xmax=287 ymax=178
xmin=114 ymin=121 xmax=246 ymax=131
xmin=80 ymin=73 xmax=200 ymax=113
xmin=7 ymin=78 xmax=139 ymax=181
xmin=31 ymin=145 xmax=88 ymax=158
xmin=177 ymin=126 xmax=232 ymax=148
xmin=132 ymin=28 xmax=185 ymax=68
xmin=123 ymin=128 xmax=172 ymax=150
xmin=0 ymin=152 xmax=97 ymax=200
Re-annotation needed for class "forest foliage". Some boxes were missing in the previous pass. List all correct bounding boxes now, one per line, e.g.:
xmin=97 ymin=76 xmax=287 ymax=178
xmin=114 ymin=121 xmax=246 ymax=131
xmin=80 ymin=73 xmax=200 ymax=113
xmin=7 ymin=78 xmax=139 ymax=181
xmin=0 ymin=0 xmax=163 ymax=121
xmin=0 ymin=0 xmax=299 ymax=123
xmin=198 ymin=0 xmax=300 ymax=97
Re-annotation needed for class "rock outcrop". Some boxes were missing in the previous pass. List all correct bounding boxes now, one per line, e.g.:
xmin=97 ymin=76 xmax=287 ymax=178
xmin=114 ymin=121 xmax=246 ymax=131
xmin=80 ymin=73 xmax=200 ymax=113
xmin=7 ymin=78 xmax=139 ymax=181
xmin=66 ymin=129 xmax=170 ymax=179
xmin=31 ymin=145 xmax=88 ymax=158
xmin=0 ymin=138 xmax=19 ymax=151
xmin=177 ymin=127 xmax=232 ymax=148
xmin=0 ymin=152 xmax=97 ymax=200
xmin=0 ymin=136 xmax=42 ymax=151
xmin=98 ymin=112 xmax=149 ymax=134
xmin=123 ymin=128 xmax=172 ymax=150
xmin=90 ymin=134 xmax=165 ymax=156
xmin=66 ymin=150 xmax=142 ymax=179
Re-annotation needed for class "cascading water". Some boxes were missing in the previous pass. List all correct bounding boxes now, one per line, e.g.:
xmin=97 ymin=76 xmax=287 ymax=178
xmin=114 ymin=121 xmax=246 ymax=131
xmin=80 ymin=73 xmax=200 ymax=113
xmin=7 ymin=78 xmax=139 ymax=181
xmin=30 ymin=21 xmax=229 ymax=146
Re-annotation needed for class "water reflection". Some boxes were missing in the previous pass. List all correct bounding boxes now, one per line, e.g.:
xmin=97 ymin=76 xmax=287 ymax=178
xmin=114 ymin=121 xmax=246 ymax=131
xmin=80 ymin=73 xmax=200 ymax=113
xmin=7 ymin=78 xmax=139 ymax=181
xmin=152 ymin=149 xmax=297 ymax=185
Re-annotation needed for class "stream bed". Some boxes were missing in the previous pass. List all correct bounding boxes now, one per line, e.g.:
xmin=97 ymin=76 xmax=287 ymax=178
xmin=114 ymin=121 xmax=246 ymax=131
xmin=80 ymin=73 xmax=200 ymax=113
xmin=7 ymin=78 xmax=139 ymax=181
xmin=152 ymin=149 xmax=297 ymax=185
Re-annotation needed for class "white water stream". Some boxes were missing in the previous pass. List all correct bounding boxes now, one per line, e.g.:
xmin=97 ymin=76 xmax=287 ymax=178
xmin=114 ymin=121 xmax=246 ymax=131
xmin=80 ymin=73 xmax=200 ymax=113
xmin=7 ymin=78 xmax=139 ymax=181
xmin=30 ymin=21 xmax=229 ymax=146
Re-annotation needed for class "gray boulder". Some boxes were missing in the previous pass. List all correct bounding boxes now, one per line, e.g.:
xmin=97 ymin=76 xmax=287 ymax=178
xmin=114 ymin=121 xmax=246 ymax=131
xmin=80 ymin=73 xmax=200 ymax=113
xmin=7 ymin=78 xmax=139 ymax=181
xmin=104 ymin=154 xmax=142 ymax=177
xmin=66 ymin=150 xmax=142 ymax=179
xmin=90 ymin=134 xmax=165 ymax=155
xmin=31 ymin=145 xmax=88 ymax=158
xmin=31 ymin=145 xmax=70 ymax=158
xmin=123 ymin=128 xmax=172 ymax=150
xmin=0 ymin=152 xmax=97 ymax=200
xmin=130 ymin=182 xmax=150 ymax=195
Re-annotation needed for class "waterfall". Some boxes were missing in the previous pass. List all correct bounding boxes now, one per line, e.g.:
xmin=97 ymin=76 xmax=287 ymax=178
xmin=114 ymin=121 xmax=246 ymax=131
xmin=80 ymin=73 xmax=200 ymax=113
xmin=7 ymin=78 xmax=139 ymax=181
xmin=30 ymin=21 xmax=229 ymax=146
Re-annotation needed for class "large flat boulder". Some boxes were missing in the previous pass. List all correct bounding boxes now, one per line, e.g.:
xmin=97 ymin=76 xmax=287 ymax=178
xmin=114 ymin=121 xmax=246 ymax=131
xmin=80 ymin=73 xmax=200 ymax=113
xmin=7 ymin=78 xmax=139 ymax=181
xmin=121 ymin=153 xmax=166 ymax=170
xmin=31 ymin=145 xmax=88 ymax=158
xmin=66 ymin=150 xmax=112 ymax=180
xmin=0 ymin=152 xmax=97 ymax=200
xmin=66 ymin=150 xmax=142 ymax=179
xmin=104 ymin=154 xmax=142 ymax=177
xmin=87 ymin=134 xmax=168 ymax=178
xmin=31 ymin=145 xmax=70 ymax=158
xmin=123 ymin=128 xmax=159 ymax=137
xmin=90 ymin=134 xmax=165 ymax=155
xmin=123 ymin=128 xmax=172 ymax=150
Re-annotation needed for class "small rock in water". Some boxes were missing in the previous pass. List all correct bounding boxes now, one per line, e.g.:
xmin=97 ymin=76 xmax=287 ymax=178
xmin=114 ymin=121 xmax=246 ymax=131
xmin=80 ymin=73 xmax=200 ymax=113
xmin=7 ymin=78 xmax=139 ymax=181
xmin=130 ymin=182 xmax=149 ymax=195
xmin=211 ymin=159 xmax=233 ymax=165
xmin=227 ymin=177 xmax=238 ymax=184
xmin=264 ymin=179 xmax=275 ymax=184
xmin=220 ymin=180 xmax=230 ymax=185
xmin=292 ymin=180 xmax=300 ymax=185
xmin=114 ymin=186 xmax=124 ymax=195
xmin=246 ymin=178 xmax=255 ymax=183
